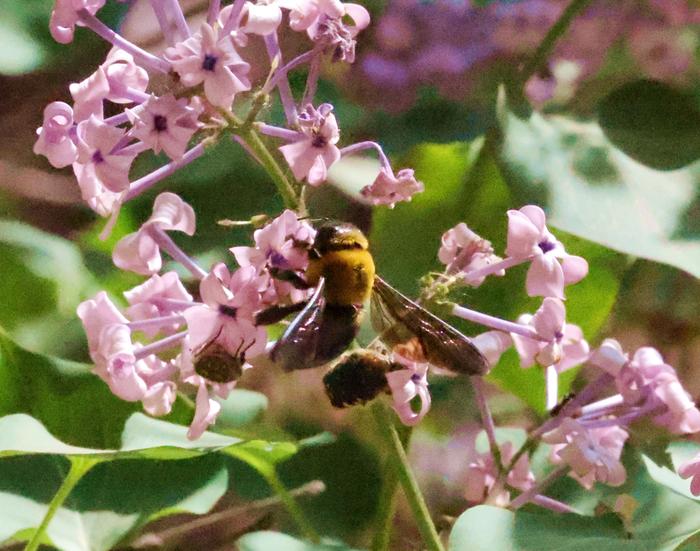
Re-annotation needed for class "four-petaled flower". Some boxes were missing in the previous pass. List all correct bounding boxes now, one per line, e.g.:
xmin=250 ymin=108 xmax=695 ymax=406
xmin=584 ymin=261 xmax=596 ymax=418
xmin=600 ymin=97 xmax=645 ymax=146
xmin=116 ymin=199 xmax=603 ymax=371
xmin=360 ymin=167 xmax=424 ymax=209
xmin=165 ymin=23 xmax=251 ymax=108
xmin=385 ymin=352 xmax=431 ymax=426
xmin=279 ymin=103 xmax=341 ymax=185
xmin=506 ymin=205 xmax=588 ymax=299
xmin=437 ymin=223 xmax=504 ymax=287
xmin=113 ymin=192 xmax=196 ymax=275
xmin=128 ymin=94 xmax=201 ymax=160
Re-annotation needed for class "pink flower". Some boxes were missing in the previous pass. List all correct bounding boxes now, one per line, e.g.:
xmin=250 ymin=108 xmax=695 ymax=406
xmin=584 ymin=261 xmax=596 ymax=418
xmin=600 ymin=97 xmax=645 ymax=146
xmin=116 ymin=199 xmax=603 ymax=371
xmin=628 ymin=24 xmax=694 ymax=82
xmin=183 ymin=264 xmax=268 ymax=360
xmin=124 ymin=271 xmax=193 ymax=336
xmin=306 ymin=3 xmax=371 ymax=63
xmin=142 ymin=380 xmax=177 ymax=417
xmin=617 ymin=347 xmax=700 ymax=434
xmin=50 ymin=0 xmax=105 ymax=44
xmin=679 ymin=453 xmax=700 ymax=496
xmin=385 ymin=353 xmax=431 ymax=426
xmin=101 ymin=48 xmax=149 ymax=104
xmin=69 ymin=66 xmax=110 ymax=122
xmin=544 ymin=418 xmax=628 ymax=488
xmin=33 ymin=102 xmax=78 ymax=168
xmin=113 ymin=192 xmax=196 ymax=275
xmin=437 ymin=223 xmax=504 ymax=287
xmin=505 ymin=205 xmax=588 ymax=298
xmin=465 ymin=441 xmax=534 ymax=505
xmin=77 ymin=291 xmax=128 ymax=358
xmin=127 ymin=94 xmax=200 ymax=160
xmin=588 ymin=338 xmax=628 ymax=376
xmin=360 ymin=167 xmax=423 ymax=208
xmin=165 ymin=23 xmax=251 ymax=108
xmin=471 ymin=331 xmax=512 ymax=368
xmin=511 ymin=298 xmax=589 ymax=372
xmin=187 ymin=382 xmax=222 ymax=440
xmin=94 ymin=323 xmax=148 ymax=401
xmin=73 ymin=116 xmax=137 ymax=215
xmin=279 ymin=0 xmax=345 ymax=32
xmin=279 ymin=103 xmax=341 ymax=185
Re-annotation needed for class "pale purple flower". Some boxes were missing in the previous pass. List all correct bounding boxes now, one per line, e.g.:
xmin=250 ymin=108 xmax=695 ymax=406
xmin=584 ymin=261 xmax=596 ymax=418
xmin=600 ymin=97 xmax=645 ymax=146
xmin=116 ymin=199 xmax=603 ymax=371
xmin=628 ymin=24 xmax=694 ymax=82
xmin=127 ymin=94 xmax=201 ymax=160
xmin=279 ymin=103 xmax=341 ymax=185
xmin=679 ymin=452 xmax=700 ymax=496
xmin=165 ymin=23 xmax=251 ymax=108
xmin=113 ymin=192 xmax=196 ymax=275
xmin=471 ymin=331 xmax=512 ymax=368
xmin=278 ymin=0 xmax=345 ymax=32
xmin=183 ymin=264 xmax=268 ymax=359
xmin=360 ymin=167 xmax=423 ymax=208
xmin=73 ymin=115 xmax=137 ymax=217
xmin=77 ymin=291 xmax=129 ymax=358
xmin=188 ymin=382 xmax=222 ymax=440
xmin=618 ymin=348 xmax=700 ymax=434
xmin=505 ymin=205 xmax=588 ymax=298
xmin=70 ymin=66 xmax=110 ymax=121
xmin=142 ymin=380 xmax=177 ymax=416
xmin=491 ymin=1 xmax=560 ymax=56
xmin=465 ymin=441 xmax=534 ymax=505
xmin=306 ymin=3 xmax=371 ymax=62
xmin=588 ymin=338 xmax=628 ymax=377
xmin=94 ymin=323 xmax=148 ymax=401
xmin=385 ymin=352 xmax=431 ymax=426
xmin=101 ymin=48 xmax=150 ymax=104
xmin=124 ymin=271 xmax=193 ymax=336
xmin=50 ymin=0 xmax=105 ymax=44
xmin=33 ymin=101 xmax=78 ymax=168
xmin=437 ymin=223 xmax=504 ymax=287
xmin=544 ymin=418 xmax=628 ymax=488
xmin=511 ymin=298 xmax=589 ymax=372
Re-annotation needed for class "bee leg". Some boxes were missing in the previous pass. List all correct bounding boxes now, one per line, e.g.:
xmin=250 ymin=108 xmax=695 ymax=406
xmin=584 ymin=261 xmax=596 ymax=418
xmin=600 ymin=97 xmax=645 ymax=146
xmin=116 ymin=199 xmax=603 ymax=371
xmin=268 ymin=267 xmax=312 ymax=290
xmin=255 ymin=301 xmax=308 ymax=326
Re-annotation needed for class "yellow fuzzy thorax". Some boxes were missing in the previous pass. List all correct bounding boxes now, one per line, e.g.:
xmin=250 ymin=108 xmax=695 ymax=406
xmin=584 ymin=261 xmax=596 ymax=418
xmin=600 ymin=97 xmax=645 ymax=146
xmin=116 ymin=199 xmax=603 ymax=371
xmin=306 ymin=249 xmax=375 ymax=306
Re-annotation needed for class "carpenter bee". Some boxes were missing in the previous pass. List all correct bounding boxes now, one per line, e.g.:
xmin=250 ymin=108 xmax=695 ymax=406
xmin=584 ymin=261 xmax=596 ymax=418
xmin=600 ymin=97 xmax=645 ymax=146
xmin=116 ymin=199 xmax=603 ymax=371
xmin=261 ymin=221 xmax=489 ymax=381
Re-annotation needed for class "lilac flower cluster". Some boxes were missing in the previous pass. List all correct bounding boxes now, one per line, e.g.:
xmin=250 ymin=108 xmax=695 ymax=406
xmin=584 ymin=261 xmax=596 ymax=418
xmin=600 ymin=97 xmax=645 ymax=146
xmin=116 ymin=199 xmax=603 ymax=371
xmin=342 ymin=0 xmax=700 ymax=112
xmin=426 ymin=205 xmax=700 ymax=508
xmin=34 ymin=0 xmax=428 ymax=438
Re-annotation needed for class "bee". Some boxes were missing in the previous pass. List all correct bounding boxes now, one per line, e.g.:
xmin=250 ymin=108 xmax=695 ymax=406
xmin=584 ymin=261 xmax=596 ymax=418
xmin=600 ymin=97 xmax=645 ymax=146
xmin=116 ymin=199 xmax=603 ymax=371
xmin=261 ymin=221 xmax=489 ymax=388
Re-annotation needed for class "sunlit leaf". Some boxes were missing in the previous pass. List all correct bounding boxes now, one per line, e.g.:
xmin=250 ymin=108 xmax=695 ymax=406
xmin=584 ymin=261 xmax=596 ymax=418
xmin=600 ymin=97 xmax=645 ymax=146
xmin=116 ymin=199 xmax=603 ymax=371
xmin=237 ymin=531 xmax=361 ymax=550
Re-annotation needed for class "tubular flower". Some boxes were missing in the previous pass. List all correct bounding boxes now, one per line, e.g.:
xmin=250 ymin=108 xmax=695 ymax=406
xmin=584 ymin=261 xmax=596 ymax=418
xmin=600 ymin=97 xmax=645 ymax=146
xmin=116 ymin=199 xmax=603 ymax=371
xmin=385 ymin=352 xmax=431 ymax=426
xmin=360 ymin=167 xmax=424 ymax=209
xmin=127 ymin=94 xmax=201 ymax=160
xmin=506 ymin=205 xmax=588 ymax=299
xmin=50 ymin=0 xmax=106 ymax=44
xmin=34 ymin=102 xmax=78 ymax=168
xmin=165 ymin=23 xmax=251 ymax=108
xmin=544 ymin=418 xmax=628 ymax=488
xmin=465 ymin=441 xmax=535 ymax=505
xmin=279 ymin=103 xmax=341 ymax=185
xmin=113 ymin=192 xmax=196 ymax=275
xmin=306 ymin=3 xmax=371 ymax=62
xmin=511 ymin=297 xmax=589 ymax=372
xmin=437 ymin=223 xmax=504 ymax=287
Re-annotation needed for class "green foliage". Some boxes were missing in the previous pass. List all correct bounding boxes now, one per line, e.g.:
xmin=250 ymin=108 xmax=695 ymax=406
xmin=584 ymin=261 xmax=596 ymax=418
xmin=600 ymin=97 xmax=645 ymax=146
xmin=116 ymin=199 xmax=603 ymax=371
xmin=238 ymin=531 xmax=360 ymax=551
xmin=598 ymin=80 xmax=700 ymax=171
xmin=499 ymin=110 xmax=700 ymax=279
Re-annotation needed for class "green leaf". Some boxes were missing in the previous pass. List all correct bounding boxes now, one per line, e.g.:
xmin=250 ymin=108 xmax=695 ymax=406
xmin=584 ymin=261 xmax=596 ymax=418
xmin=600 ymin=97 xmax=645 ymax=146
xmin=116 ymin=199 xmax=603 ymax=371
xmin=644 ymin=441 xmax=700 ymax=502
xmin=216 ymin=389 xmax=269 ymax=428
xmin=598 ymin=80 xmax=700 ymax=170
xmin=0 ymin=220 xmax=96 ymax=354
xmin=450 ymin=454 xmax=700 ymax=551
xmin=499 ymin=111 xmax=700 ymax=279
xmin=237 ymin=531 xmax=361 ymax=551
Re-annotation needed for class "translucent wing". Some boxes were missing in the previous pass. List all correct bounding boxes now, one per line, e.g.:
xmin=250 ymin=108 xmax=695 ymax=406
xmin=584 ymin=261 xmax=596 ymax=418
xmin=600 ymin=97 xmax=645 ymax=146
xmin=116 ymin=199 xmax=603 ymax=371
xmin=371 ymin=276 xmax=489 ymax=376
xmin=270 ymin=279 xmax=325 ymax=371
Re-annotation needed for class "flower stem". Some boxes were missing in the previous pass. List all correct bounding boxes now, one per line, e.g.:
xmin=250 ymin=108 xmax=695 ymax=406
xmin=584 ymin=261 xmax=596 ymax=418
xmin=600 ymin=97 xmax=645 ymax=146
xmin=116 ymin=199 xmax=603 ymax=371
xmin=264 ymin=471 xmax=322 ymax=544
xmin=239 ymin=128 xmax=301 ymax=212
xmin=519 ymin=0 xmax=593 ymax=86
xmin=24 ymin=456 xmax=100 ymax=551
xmin=371 ymin=401 xmax=445 ymax=551
xmin=451 ymin=304 xmax=543 ymax=341
xmin=509 ymin=465 xmax=568 ymax=510
xmin=146 ymin=226 xmax=208 ymax=280
xmin=471 ymin=376 xmax=503 ymax=472
xmin=371 ymin=424 xmax=413 ymax=551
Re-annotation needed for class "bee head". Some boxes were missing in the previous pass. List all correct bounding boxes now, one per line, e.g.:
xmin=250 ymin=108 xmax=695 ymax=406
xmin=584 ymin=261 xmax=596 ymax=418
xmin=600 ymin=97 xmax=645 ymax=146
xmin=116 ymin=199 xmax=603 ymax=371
xmin=313 ymin=221 xmax=369 ymax=255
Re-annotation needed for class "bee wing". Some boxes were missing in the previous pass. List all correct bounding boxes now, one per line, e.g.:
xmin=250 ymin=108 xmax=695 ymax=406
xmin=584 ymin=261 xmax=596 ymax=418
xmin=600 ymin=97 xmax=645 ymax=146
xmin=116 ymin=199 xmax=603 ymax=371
xmin=270 ymin=278 xmax=325 ymax=371
xmin=371 ymin=276 xmax=489 ymax=376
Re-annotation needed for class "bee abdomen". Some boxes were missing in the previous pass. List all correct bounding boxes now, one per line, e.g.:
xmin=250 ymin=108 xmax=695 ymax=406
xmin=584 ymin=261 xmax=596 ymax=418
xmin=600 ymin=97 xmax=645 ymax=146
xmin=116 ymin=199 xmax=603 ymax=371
xmin=323 ymin=351 xmax=398 ymax=408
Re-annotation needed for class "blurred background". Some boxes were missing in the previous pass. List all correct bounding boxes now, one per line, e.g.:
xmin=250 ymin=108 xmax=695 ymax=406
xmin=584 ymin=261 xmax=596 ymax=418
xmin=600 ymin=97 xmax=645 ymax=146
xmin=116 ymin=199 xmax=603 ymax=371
xmin=1 ymin=0 xmax=700 ymax=548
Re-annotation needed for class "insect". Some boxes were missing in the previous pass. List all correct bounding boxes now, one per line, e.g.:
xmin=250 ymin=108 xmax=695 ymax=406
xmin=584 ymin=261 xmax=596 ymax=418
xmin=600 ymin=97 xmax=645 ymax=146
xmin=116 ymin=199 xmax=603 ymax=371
xmin=262 ymin=221 xmax=489 ymax=382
